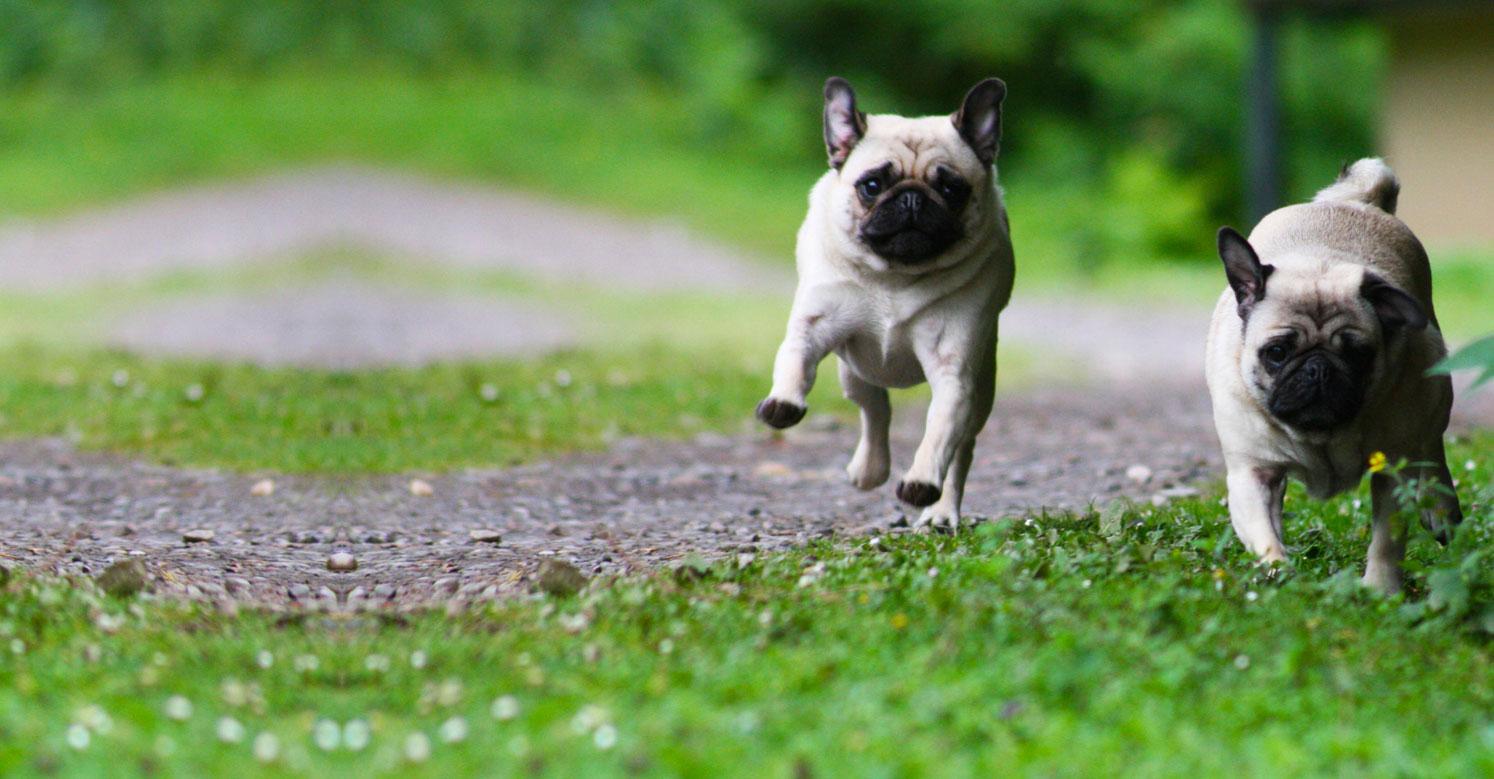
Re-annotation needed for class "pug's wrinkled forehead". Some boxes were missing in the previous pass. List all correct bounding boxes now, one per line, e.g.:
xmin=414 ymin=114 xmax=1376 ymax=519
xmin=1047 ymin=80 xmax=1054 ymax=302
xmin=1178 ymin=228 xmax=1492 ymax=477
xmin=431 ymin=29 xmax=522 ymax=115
xmin=845 ymin=116 xmax=985 ymax=182
xmin=1247 ymin=263 xmax=1379 ymax=344
xmin=822 ymin=76 xmax=1006 ymax=179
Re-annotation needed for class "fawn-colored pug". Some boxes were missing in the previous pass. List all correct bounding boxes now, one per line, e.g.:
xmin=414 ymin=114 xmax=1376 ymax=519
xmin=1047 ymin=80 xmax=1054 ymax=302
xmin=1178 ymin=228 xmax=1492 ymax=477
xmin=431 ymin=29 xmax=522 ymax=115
xmin=1205 ymin=158 xmax=1462 ymax=593
xmin=755 ymin=77 xmax=1015 ymax=530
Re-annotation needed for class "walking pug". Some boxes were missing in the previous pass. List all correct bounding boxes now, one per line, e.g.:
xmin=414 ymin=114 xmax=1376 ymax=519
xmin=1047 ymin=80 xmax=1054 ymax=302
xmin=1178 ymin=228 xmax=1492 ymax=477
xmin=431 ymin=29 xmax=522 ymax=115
xmin=755 ymin=77 xmax=1015 ymax=531
xmin=1205 ymin=158 xmax=1462 ymax=593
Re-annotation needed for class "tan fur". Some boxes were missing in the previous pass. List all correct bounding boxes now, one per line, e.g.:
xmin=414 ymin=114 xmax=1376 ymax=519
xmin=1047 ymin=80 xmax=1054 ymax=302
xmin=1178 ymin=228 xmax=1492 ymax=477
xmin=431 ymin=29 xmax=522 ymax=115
xmin=760 ymin=108 xmax=1014 ymax=530
xmin=1205 ymin=159 xmax=1459 ymax=594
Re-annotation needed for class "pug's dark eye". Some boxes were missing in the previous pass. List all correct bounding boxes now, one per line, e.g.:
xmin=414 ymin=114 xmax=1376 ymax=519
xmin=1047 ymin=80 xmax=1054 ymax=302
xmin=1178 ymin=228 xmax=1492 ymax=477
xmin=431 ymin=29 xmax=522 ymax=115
xmin=857 ymin=177 xmax=883 ymax=200
xmin=1262 ymin=343 xmax=1290 ymax=366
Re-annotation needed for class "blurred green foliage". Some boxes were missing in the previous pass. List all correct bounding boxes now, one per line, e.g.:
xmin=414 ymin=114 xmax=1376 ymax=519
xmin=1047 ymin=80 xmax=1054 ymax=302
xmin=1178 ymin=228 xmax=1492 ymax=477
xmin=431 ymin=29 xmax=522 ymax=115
xmin=0 ymin=0 xmax=1383 ymax=264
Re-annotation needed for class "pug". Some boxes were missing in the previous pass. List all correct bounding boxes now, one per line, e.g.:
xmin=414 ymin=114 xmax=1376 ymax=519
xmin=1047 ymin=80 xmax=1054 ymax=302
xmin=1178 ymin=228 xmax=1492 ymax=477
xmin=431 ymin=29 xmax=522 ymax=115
xmin=755 ymin=76 xmax=1014 ymax=531
xmin=1205 ymin=158 xmax=1462 ymax=593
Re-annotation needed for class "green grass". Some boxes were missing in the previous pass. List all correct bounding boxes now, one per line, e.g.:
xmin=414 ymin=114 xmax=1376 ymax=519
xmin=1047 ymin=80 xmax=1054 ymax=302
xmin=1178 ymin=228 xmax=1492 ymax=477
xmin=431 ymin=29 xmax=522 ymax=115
xmin=0 ymin=344 xmax=768 ymax=472
xmin=3 ymin=441 xmax=1489 ymax=777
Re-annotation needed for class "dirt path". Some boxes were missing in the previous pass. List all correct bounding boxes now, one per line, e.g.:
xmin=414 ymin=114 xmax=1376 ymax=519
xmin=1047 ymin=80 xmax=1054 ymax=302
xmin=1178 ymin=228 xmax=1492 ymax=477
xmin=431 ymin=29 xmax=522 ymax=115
xmin=0 ymin=166 xmax=787 ymax=294
xmin=0 ymin=386 xmax=1221 ymax=608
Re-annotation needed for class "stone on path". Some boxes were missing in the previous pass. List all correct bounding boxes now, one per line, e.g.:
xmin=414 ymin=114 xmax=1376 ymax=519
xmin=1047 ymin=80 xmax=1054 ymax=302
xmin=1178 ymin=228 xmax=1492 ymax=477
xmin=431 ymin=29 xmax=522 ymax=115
xmin=96 ymin=559 xmax=149 ymax=597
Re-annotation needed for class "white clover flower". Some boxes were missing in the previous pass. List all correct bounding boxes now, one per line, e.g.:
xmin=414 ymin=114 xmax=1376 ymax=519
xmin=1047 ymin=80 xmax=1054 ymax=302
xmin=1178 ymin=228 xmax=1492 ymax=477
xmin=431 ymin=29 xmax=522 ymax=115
xmin=364 ymin=654 xmax=390 ymax=673
xmin=66 ymin=724 xmax=91 ymax=750
xmin=313 ymin=719 xmax=340 ymax=751
xmin=404 ymin=733 xmax=431 ymax=763
xmin=409 ymin=650 xmax=428 ymax=670
xmin=490 ymin=695 xmax=520 ymax=721
xmin=217 ymin=717 xmax=246 ymax=743
xmin=222 ymin=679 xmax=250 ymax=708
xmin=343 ymin=720 xmax=371 ymax=752
xmin=253 ymin=732 xmax=280 ymax=763
xmin=164 ymin=695 xmax=193 ymax=721
xmin=78 ymin=705 xmax=112 ymax=734
xmin=571 ymin=705 xmax=609 ymax=734
xmin=593 ymin=724 xmax=618 ymax=750
xmin=255 ymin=650 xmax=274 ymax=669
xmin=436 ymin=678 xmax=463 ymax=707
xmin=439 ymin=717 xmax=469 ymax=744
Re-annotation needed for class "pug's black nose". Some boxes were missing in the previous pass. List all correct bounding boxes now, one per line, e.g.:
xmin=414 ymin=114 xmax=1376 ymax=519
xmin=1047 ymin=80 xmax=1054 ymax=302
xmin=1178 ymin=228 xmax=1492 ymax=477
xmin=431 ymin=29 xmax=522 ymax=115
xmin=1303 ymin=356 xmax=1326 ymax=382
xmin=899 ymin=189 xmax=924 ymax=212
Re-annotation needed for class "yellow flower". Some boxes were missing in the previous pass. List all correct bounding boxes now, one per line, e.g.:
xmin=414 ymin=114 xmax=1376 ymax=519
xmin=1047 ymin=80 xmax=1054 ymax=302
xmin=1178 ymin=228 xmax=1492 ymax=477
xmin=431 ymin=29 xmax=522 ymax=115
xmin=890 ymin=613 xmax=909 ymax=631
xmin=1367 ymin=451 xmax=1387 ymax=473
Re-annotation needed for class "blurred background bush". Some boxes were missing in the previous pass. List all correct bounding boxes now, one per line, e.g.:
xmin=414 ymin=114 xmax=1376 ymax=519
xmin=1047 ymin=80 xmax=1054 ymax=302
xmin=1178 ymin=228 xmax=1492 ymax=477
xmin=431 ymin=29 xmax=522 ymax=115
xmin=0 ymin=0 xmax=1425 ymax=273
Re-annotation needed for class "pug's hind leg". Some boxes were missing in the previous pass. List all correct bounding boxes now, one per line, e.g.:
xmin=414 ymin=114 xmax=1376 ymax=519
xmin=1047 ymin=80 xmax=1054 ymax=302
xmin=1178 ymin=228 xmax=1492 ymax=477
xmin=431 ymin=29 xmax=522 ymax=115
xmin=1225 ymin=466 xmax=1288 ymax=563
xmin=1364 ymin=472 xmax=1408 ymax=595
xmin=915 ymin=438 xmax=974 ymax=532
xmin=840 ymin=360 xmax=891 ymax=490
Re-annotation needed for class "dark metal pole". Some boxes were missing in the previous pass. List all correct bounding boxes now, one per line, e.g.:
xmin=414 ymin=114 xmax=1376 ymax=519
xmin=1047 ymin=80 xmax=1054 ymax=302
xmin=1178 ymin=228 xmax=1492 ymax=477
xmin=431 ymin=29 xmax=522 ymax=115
xmin=1245 ymin=7 xmax=1284 ymax=224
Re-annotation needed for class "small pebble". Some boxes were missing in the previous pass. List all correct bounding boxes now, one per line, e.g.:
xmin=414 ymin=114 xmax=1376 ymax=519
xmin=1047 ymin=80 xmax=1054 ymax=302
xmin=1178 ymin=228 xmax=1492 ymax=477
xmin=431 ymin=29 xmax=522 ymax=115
xmin=468 ymin=529 xmax=503 ymax=544
xmin=182 ymin=529 xmax=215 ymax=543
xmin=249 ymin=479 xmax=275 ymax=497
xmin=1125 ymin=464 xmax=1153 ymax=484
xmin=409 ymin=479 xmax=434 ymax=497
xmin=327 ymin=552 xmax=358 ymax=572
xmin=536 ymin=560 xmax=587 ymax=597
xmin=96 ymin=559 xmax=149 ymax=597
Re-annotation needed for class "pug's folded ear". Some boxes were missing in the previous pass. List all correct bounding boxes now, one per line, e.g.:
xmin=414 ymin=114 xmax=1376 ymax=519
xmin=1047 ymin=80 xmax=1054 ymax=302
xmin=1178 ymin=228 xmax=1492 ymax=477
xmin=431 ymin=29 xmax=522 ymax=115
xmin=1361 ymin=273 xmax=1428 ymax=332
xmin=823 ymin=77 xmax=866 ymax=170
xmin=1218 ymin=226 xmax=1273 ymax=319
xmin=952 ymin=78 xmax=1006 ymax=166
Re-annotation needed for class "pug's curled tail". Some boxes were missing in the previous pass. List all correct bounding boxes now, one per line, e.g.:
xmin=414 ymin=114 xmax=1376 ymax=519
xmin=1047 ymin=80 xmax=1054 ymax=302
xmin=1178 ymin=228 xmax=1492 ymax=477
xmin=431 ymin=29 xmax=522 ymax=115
xmin=1315 ymin=157 xmax=1399 ymax=214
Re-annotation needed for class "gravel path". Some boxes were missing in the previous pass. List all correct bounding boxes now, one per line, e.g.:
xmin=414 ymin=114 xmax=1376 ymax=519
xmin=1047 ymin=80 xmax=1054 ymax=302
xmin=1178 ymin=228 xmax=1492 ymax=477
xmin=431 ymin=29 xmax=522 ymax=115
xmin=0 ymin=166 xmax=787 ymax=294
xmin=0 ymin=169 xmax=1485 ymax=604
xmin=0 ymin=386 xmax=1222 ymax=608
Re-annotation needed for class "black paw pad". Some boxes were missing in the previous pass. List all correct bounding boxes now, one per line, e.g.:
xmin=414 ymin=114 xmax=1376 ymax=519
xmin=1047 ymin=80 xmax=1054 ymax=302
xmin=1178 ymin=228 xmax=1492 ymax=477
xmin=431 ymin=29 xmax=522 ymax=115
xmin=755 ymin=398 xmax=806 ymax=429
xmin=896 ymin=480 xmax=942 ymax=507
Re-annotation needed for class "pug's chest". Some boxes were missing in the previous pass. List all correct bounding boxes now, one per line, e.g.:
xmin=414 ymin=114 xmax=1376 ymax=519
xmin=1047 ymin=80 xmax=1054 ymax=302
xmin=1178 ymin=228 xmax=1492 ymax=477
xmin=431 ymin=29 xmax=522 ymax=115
xmin=835 ymin=319 xmax=929 ymax=389
xmin=1282 ymin=438 xmax=1367 ymax=499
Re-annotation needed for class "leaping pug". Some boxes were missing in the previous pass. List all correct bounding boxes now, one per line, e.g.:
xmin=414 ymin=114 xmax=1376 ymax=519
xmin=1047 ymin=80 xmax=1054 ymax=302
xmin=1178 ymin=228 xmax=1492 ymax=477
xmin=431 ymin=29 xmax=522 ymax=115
xmin=755 ymin=77 xmax=1015 ymax=531
xmin=1205 ymin=158 xmax=1462 ymax=593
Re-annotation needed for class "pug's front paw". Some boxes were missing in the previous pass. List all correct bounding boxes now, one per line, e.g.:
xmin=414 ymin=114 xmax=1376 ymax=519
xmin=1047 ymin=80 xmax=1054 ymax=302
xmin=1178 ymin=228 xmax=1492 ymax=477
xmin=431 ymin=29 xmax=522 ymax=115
xmin=896 ymin=479 xmax=941 ymax=507
xmin=755 ymin=397 xmax=807 ymax=429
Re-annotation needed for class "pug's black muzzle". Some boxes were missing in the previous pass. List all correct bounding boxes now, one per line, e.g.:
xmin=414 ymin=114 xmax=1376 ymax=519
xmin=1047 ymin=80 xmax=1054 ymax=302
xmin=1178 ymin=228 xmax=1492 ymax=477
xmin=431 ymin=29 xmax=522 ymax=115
xmin=1267 ymin=350 xmax=1366 ymax=432
xmin=859 ymin=186 xmax=963 ymax=263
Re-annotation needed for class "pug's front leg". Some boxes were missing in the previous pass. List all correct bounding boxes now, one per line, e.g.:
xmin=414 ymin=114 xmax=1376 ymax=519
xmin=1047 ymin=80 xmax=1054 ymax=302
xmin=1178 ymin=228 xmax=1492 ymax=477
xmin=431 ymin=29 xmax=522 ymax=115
xmin=898 ymin=365 xmax=977 ymax=512
xmin=757 ymin=307 xmax=843 ymax=429
xmin=1363 ymin=472 xmax=1408 ymax=595
xmin=1225 ymin=465 xmax=1288 ymax=563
